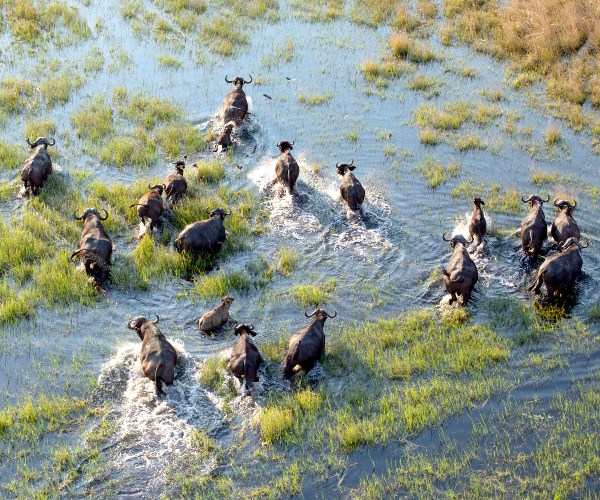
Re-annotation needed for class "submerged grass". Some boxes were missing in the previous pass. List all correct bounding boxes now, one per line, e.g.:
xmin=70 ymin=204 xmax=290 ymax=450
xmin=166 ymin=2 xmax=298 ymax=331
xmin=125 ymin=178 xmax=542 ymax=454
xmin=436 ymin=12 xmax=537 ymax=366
xmin=416 ymin=156 xmax=460 ymax=188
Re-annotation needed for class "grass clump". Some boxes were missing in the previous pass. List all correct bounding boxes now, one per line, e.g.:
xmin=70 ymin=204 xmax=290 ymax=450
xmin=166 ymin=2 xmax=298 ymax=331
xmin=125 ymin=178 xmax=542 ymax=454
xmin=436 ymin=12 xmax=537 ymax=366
xmin=289 ymin=0 xmax=343 ymax=22
xmin=258 ymin=407 xmax=294 ymax=444
xmin=25 ymin=119 xmax=57 ymax=140
xmin=157 ymin=54 xmax=182 ymax=68
xmin=121 ymin=94 xmax=180 ymax=130
xmin=98 ymin=131 xmax=158 ymax=168
xmin=156 ymin=122 xmax=205 ymax=159
xmin=416 ymin=155 xmax=460 ymax=188
xmin=0 ymin=140 xmax=24 ymax=171
xmin=192 ymin=270 xmax=252 ymax=300
xmin=287 ymin=279 xmax=337 ymax=308
xmin=0 ymin=77 xmax=35 ymax=116
xmin=390 ymin=33 xmax=438 ymax=63
xmin=420 ymin=127 xmax=440 ymax=145
xmin=298 ymin=92 xmax=332 ymax=107
xmin=193 ymin=159 xmax=225 ymax=184
xmin=406 ymin=74 xmax=443 ymax=97
xmin=414 ymin=101 xmax=472 ymax=130
xmin=41 ymin=73 xmax=82 ymax=107
xmin=451 ymin=181 xmax=523 ymax=214
xmin=200 ymin=17 xmax=249 ymax=56
xmin=453 ymin=134 xmax=486 ymax=151
xmin=275 ymin=247 xmax=299 ymax=277
xmin=544 ymin=124 xmax=562 ymax=145
xmin=70 ymin=97 xmax=114 ymax=142
xmin=198 ymin=356 xmax=227 ymax=392
xmin=361 ymin=60 xmax=415 ymax=81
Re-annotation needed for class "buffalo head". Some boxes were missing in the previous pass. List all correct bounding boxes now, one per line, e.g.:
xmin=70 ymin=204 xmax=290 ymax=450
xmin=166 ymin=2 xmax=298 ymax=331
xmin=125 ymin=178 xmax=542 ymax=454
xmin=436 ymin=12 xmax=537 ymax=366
xmin=473 ymin=197 xmax=485 ymax=207
xmin=225 ymin=75 xmax=252 ymax=87
xmin=521 ymin=194 xmax=550 ymax=206
xmin=27 ymin=137 xmax=56 ymax=149
xmin=173 ymin=155 xmax=187 ymax=173
xmin=74 ymin=208 xmax=108 ymax=221
xmin=149 ymin=183 xmax=166 ymax=195
xmin=553 ymin=198 xmax=576 ymax=213
xmin=128 ymin=315 xmax=159 ymax=340
xmin=206 ymin=207 xmax=232 ymax=219
xmin=442 ymin=232 xmax=473 ymax=248
xmin=304 ymin=308 xmax=337 ymax=321
xmin=336 ymin=160 xmax=355 ymax=176
xmin=233 ymin=323 xmax=257 ymax=336
xmin=561 ymin=237 xmax=589 ymax=251
xmin=277 ymin=140 xmax=294 ymax=153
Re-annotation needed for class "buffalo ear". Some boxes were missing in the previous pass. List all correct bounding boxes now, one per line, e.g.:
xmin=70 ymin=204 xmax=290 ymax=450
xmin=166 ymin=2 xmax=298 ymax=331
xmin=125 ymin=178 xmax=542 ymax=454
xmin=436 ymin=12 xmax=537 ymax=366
xmin=348 ymin=166 xmax=356 ymax=171
xmin=250 ymin=330 xmax=258 ymax=337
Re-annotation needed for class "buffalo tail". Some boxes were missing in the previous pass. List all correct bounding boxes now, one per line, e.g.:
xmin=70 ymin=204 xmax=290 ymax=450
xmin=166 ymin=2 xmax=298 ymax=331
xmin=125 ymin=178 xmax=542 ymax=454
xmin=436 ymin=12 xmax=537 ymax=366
xmin=155 ymin=361 xmax=165 ymax=396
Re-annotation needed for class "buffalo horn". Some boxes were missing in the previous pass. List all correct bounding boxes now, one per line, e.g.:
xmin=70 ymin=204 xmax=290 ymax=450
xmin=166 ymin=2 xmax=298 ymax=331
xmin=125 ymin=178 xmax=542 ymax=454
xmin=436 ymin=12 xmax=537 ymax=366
xmin=521 ymin=195 xmax=532 ymax=203
xmin=205 ymin=207 xmax=211 ymax=214
xmin=245 ymin=75 xmax=252 ymax=84
xmin=70 ymin=248 xmax=84 ymax=261
xmin=152 ymin=315 xmax=159 ymax=324
xmin=276 ymin=141 xmax=281 ymax=148
xmin=290 ymin=140 xmax=294 ymax=145
xmin=99 ymin=209 xmax=109 ymax=220
xmin=225 ymin=75 xmax=233 ymax=83
xmin=249 ymin=324 xmax=254 ymax=330
xmin=304 ymin=309 xmax=318 ymax=318
xmin=571 ymin=199 xmax=577 ymax=208
xmin=553 ymin=198 xmax=562 ymax=207
xmin=47 ymin=138 xmax=56 ymax=146
xmin=467 ymin=235 xmax=474 ymax=243
xmin=442 ymin=232 xmax=451 ymax=241
xmin=224 ymin=208 xmax=232 ymax=216
xmin=580 ymin=239 xmax=590 ymax=248
xmin=127 ymin=319 xmax=137 ymax=330
xmin=26 ymin=138 xmax=34 ymax=147
xmin=542 ymin=195 xmax=550 ymax=202
xmin=336 ymin=161 xmax=340 ymax=168
xmin=325 ymin=311 xmax=337 ymax=318
xmin=74 ymin=209 xmax=85 ymax=220
xmin=349 ymin=159 xmax=354 ymax=166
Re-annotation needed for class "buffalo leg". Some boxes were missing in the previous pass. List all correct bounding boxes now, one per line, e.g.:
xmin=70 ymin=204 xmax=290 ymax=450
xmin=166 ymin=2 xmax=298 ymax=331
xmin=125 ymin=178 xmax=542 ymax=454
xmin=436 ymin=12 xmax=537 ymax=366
xmin=462 ymin=290 xmax=471 ymax=305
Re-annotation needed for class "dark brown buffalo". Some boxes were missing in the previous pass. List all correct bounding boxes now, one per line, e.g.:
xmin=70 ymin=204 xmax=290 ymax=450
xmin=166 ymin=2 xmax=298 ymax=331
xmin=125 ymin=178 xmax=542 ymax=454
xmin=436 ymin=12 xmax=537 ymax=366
xmin=214 ymin=122 xmax=235 ymax=152
xmin=222 ymin=75 xmax=252 ymax=125
xmin=21 ymin=137 xmax=55 ymax=195
xmin=128 ymin=315 xmax=177 ymax=396
xmin=228 ymin=323 xmax=262 ymax=395
xmin=520 ymin=194 xmax=549 ymax=256
xmin=468 ymin=197 xmax=486 ymax=245
xmin=336 ymin=160 xmax=365 ymax=211
xmin=284 ymin=309 xmax=336 ymax=379
xmin=275 ymin=141 xmax=299 ymax=192
xmin=550 ymin=199 xmax=580 ymax=247
xmin=528 ymin=237 xmax=588 ymax=298
xmin=175 ymin=207 xmax=230 ymax=255
xmin=442 ymin=233 xmax=478 ymax=306
xmin=71 ymin=208 xmax=113 ymax=284
xmin=130 ymin=183 xmax=165 ymax=232
xmin=165 ymin=157 xmax=188 ymax=205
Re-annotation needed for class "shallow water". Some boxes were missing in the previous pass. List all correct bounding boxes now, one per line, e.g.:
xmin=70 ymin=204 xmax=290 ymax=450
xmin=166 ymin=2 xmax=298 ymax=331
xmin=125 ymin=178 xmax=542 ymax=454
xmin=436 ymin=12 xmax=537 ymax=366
xmin=0 ymin=0 xmax=599 ymax=496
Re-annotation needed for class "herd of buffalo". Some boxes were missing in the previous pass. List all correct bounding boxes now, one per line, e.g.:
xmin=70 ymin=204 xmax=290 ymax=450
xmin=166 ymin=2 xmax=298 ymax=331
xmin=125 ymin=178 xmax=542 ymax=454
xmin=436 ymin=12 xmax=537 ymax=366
xmin=16 ymin=75 xmax=590 ymax=396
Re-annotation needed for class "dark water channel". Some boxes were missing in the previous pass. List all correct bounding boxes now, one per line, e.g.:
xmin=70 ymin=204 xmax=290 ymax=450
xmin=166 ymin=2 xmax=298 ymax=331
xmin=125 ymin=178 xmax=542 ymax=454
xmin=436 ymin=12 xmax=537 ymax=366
xmin=0 ymin=0 xmax=599 ymax=496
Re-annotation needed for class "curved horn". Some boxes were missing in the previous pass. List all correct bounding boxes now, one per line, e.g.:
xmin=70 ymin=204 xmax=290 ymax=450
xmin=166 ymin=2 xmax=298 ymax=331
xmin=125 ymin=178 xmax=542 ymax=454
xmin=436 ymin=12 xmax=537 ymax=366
xmin=224 ymin=208 xmax=232 ymax=216
xmin=336 ymin=161 xmax=340 ymax=168
xmin=249 ymin=324 xmax=254 ymax=330
xmin=571 ymin=199 xmax=577 ymax=208
xmin=98 ymin=209 xmax=108 ymax=220
xmin=73 ymin=210 xmax=85 ymax=220
xmin=325 ymin=311 xmax=337 ymax=318
xmin=152 ymin=315 xmax=159 ymax=324
xmin=542 ymin=195 xmax=550 ymax=203
xmin=70 ymin=248 xmax=84 ymax=261
xmin=349 ymin=159 xmax=354 ymax=166
xmin=304 ymin=309 xmax=318 ymax=318
xmin=522 ymin=195 xmax=532 ymax=203
xmin=245 ymin=75 xmax=252 ymax=84
xmin=467 ymin=235 xmax=474 ymax=243
xmin=553 ymin=198 xmax=561 ymax=207
xmin=127 ymin=320 xmax=137 ymax=330
xmin=26 ymin=138 xmax=34 ymax=147
xmin=580 ymin=238 xmax=590 ymax=248
xmin=442 ymin=232 xmax=451 ymax=241
xmin=205 ymin=207 xmax=211 ymax=214
xmin=148 ymin=183 xmax=153 ymax=190
xmin=47 ymin=138 xmax=56 ymax=146
xmin=290 ymin=140 xmax=294 ymax=146
xmin=276 ymin=141 xmax=281 ymax=148
xmin=225 ymin=75 xmax=233 ymax=83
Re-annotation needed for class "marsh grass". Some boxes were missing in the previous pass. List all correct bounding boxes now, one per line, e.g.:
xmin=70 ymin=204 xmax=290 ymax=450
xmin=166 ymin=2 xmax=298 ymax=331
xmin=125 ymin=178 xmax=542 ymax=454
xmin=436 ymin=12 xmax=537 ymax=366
xmin=406 ymin=74 xmax=443 ymax=98
xmin=275 ymin=247 xmax=299 ymax=277
xmin=451 ymin=181 xmax=523 ymax=214
xmin=419 ymin=127 xmax=440 ymax=145
xmin=287 ymin=279 xmax=337 ymax=308
xmin=0 ymin=140 xmax=23 ymax=171
xmin=198 ymin=356 xmax=228 ymax=393
xmin=289 ymin=0 xmax=343 ymax=22
xmin=98 ymin=131 xmax=158 ymax=168
xmin=390 ymin=33 xmax=438 ymax=63
xmin=0 ymin=77 xmax=35 ymax=116
xmin=70 ymin=97 xmax=114 ymax=142
xmin=193 ymin=159 xmax=225 ymax=184
xmin=157 ymin=54 xmax=182 ymax=68
xmin=121 ymin=94 xmax=181 ymax=130
xmin=200 ymin=17 xmax=249 ymax=56
xmin=453 ymin=134 xmax=486 ymax=151
xmin=298 ymin=92 xmax=332 ymax=107
xmin=41 ymin=73 xmax=83 ymax=107
xmin=361 ymin=60 xmax=416 ymax=81
xmin=25 ymin=119 xmax=57 ymax=140
xmin=544 ymin=124 xmax=562 ymax=146
xmin=416 ymin=156 xmax=460 ymax=188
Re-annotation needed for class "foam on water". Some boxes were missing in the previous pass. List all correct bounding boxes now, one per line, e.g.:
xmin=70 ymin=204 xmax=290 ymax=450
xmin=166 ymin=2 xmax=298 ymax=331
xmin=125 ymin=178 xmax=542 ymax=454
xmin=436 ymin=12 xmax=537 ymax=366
xmin=94 ymin=340 xmax=226 ymax=492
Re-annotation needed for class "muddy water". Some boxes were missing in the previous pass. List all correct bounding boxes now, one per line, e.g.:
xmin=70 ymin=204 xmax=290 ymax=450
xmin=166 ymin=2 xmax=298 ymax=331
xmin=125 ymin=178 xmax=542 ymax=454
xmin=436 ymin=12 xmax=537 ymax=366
xmin=0 ymin=0 xmax=599 ymax=496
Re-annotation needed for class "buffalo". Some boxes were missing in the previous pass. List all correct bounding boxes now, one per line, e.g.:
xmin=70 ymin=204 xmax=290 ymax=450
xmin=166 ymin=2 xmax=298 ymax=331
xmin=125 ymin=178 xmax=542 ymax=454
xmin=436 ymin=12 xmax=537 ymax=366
xmin=214 ymin=122 xmax=235 ymax=152
xmin=528 ymin=237 xmax=588 ymax=298
xmin=468 ymin=197 xmax=486 ymax=245
xmin=198 ymin=296 xmax=234 ymax=333
xmin=284 ymin=309 xmax=336 ymax=379
xmin=164 ymin=157 xmax=188 ymax=205
xmin=130 ymin=183 xmax=166 ymax=232
xmin=336 ymin=160 xmax=365 ymax=211
xmin=71 ymin=208 xmax=113 ymax=284
xmin=442 ymin=233 xmax=478 ymax=306
xmin=222 ymin=75 xmax=252 ymax=125
xmin=21 ymin=137 xmax=55 ymax=195
xmin=128 ymin=315 xmax=177 ymax=396
xmin=550 ymin=199 xmax=580 ymax=247
xmin=228 ymin=323 xmax=262 ymax=395
xmin=175 ymin=207 xmax=230 ymax=255
xmin=275 ymin=141 xmax=299 ymax=192
xmin=520 ymin=194 xmax=549 ymax=256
